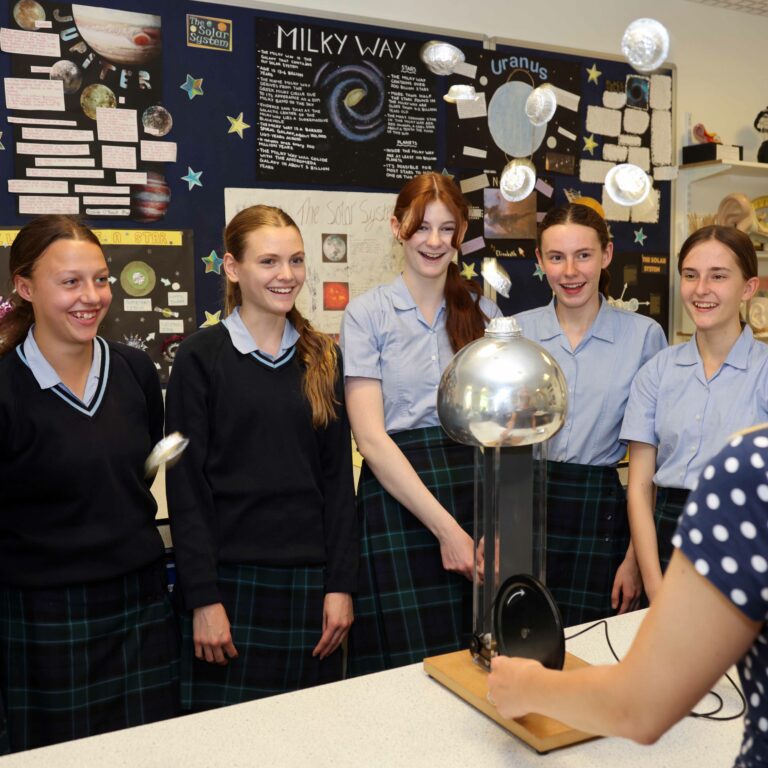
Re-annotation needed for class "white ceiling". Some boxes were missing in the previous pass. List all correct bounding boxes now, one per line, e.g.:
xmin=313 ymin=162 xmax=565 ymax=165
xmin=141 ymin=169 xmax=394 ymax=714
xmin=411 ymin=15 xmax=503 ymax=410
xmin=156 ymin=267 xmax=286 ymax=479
xmin=684 ymin=0 xmax=768 ymax=15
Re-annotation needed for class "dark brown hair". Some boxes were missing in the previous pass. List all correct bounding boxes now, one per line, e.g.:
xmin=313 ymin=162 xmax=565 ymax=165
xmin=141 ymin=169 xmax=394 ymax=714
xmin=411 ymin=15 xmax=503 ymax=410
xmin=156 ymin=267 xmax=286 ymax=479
xmin=537 ymin=202 xmax=611 ymax=251
xmin=223 ymin=204 xmax=339 ymax=428
xmin=0 ymin=215 xmax=101 ymax=357
xmin=393 ymin=172 xmax=488 ymax=352
xmin=678 ymin=225 xmax=757 ymax=280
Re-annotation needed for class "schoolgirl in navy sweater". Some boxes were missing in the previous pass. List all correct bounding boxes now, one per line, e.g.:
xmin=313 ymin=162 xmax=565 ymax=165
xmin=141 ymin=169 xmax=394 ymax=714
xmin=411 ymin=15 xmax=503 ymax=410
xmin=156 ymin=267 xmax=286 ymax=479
xmin=166 ymin=205 xmax=357 ymax=710
xmin=0 ymin=216 xmax=178 ymax=753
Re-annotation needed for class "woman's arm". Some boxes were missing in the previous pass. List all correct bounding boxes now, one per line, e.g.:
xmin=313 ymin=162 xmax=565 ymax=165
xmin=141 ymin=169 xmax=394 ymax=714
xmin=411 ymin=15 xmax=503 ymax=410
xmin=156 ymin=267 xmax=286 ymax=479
xmin=626 ymin=441 xmax=663 ymax=602
xmin=346 ymin=376 xmax=475 ymax=579
xmin=610 ymin=540 xmax=642 ymax=614
xmin=489 ymin=548 xmax=760 ymax=743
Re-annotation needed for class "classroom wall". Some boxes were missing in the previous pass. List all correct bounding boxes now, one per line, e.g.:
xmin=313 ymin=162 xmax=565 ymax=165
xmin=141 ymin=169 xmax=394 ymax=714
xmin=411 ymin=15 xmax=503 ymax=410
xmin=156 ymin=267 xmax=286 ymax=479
xmin=203 ymin=0 xmax=768 ymax=162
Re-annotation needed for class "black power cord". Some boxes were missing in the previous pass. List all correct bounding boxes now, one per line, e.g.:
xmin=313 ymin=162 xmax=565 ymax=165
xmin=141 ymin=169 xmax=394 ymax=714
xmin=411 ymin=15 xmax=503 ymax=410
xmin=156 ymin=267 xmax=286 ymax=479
xmin=565 ymin=619 xmax=746 ymax=722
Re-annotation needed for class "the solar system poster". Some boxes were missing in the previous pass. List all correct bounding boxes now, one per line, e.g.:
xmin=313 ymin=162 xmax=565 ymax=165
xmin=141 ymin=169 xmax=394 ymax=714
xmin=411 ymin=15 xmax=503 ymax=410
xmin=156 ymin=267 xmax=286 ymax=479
xmin=0 ymin=229 xmax=196 ymax=384
xmin=254 ymin=16 xmax=439 ymax=188
xmin=6 ymin=2 xmax=173 ymax=222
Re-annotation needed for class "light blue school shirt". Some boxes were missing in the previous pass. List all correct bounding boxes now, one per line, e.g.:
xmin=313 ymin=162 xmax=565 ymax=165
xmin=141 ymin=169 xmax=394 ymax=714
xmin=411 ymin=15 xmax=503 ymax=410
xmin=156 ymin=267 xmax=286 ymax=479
xmin=620 ymin=325 xmax=768 ymax=489
xmin=222 ymin=306 xmax=299 ymax=365
xmin=22 ymin=324 xmax=102 ymax=403
xmin=340 ymin=274 xmax=502 ymax=433
xmin=515 ymin=298 xmax=667 ymax=466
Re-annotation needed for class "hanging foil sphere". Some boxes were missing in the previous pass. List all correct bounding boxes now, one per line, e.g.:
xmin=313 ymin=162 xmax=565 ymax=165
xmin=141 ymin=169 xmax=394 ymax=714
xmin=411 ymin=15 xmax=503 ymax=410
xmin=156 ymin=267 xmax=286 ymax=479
xmin=420 ymin=40 xmax=465 ymax=76
xmin=437 ymin=317 xmax=567 ymax=448
xmin=621 ymin=18 xmax=670 ymax=73
xmin=604 ymin=163 xmax=652 ymax=206
xmin=524 ymin=84 xmax=557 ymax=127
xmin=481 ymin=258 xmax=511 ymax=298
xmin=443 ymin=84 xmax=479 ymax=103
xmin=144 ymin=431 xmax=189 ymax=477
xmin=499 ymin=159 xmax=536 ymax=202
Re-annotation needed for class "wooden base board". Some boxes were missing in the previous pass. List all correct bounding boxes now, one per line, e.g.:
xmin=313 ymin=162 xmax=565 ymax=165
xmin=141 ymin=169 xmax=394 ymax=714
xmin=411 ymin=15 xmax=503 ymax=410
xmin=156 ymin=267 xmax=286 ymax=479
xmin=423 ymin=649 xmax=598 ymax=753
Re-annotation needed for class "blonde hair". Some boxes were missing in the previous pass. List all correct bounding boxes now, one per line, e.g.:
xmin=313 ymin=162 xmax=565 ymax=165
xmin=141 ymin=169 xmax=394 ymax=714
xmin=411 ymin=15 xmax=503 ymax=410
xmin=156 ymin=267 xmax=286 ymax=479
xmin=223 ymin=205 xmax=340 ymax=428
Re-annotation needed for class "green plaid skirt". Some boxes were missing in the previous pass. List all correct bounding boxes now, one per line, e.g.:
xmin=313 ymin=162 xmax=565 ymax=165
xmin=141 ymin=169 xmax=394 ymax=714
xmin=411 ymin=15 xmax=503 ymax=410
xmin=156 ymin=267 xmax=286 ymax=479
xmin=179 ymin=563 xmax=341 ymax=711
xmin=347 ymin=426 xmax=474 ymax=677
xmin=545 ymin=461 xmax=630 ymax=627
xmin=655 ymin=487 xmax=689 ymax=571
xmin=0 ymin=560 xmax=180 ymax=753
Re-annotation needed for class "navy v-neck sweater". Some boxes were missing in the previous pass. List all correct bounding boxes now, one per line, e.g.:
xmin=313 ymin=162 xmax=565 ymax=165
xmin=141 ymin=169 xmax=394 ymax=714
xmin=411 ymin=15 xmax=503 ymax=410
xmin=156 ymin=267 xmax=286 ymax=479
xmin=0 ymin=340 xmax=165 ymax=587
xmin=165 ymin=324 xmax=358 ymax=610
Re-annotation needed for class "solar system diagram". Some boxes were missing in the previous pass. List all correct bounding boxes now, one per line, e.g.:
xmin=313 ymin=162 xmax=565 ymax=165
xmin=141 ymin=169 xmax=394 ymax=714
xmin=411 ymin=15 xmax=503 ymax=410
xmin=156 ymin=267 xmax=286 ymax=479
xmin=4 ymin=2 xmax=174 ymax=221
xmin=253 ymin=16 xmax=447 ymax=188
xmin=0 ymin=229 xmax=195 ymax=383
xmin=443 ymin=41 xmax=674 ymax=329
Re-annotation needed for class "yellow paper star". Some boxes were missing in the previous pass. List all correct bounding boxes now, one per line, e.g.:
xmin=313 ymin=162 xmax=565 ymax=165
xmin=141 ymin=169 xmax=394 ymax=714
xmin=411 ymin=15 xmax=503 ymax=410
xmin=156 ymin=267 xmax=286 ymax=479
xmin=586 ymin=63 xmax=602 ymax=84
xmin=460 ymin=261 xmax=477 ymax=279
xmin=227 ymin=112 xmax=250 ymax=139
xmin=583 ymin=133 xmax=598 ymax=155
xmin=200 ymin=310 xmax=221 ymax=328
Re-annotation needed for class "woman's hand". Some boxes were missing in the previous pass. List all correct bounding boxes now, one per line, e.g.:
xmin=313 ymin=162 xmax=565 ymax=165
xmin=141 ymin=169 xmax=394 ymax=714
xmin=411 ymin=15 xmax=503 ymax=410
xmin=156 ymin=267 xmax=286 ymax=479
xmin=313 ymin=592 xmax=353 ymax=660
xmin=437 ymin=520 xmax=475 ymax=580
xmin=488 ymin=655 xmax=542 ymax=720
xmin=192 ymin=602 xmax=239 ymax=665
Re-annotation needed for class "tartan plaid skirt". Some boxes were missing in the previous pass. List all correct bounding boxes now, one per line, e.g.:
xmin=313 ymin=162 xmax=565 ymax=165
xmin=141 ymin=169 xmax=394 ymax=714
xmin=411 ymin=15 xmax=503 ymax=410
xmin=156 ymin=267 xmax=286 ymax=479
xmin=179 ymin=563 xmax=341 ymax=711
xmin=545 ymin=461 xmax=630 ymax=627
xmin=655 ymin=486 xmax=689 ymax=571
xmin=347 ymin=426 xmax=474 ymax=677
xmin=0 ymin=560 xmax=180 ymax=753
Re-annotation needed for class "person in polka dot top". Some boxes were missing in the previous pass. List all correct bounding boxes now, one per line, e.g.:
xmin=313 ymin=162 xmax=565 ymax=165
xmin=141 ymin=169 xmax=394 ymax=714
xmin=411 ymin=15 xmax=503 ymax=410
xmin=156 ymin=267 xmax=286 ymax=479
xmin=486 ymin=423 xmax=768 ymax=765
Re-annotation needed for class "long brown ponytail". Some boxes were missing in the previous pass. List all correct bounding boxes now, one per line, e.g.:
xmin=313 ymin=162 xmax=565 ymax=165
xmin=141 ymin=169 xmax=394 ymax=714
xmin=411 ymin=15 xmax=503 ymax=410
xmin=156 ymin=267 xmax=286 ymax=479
xmin=393 ymin=172 xmax=487 ymax=352
xmin=0 ymin=215 xmax=101 ymax=357
xmin=223 ymin=205 xmax=340 ymax=428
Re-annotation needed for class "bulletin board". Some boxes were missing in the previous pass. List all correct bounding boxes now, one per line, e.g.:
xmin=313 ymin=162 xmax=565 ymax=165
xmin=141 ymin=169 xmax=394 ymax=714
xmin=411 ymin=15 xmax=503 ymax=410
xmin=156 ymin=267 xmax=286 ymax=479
xmin=0 ymin=0 xmax=675 ymax=343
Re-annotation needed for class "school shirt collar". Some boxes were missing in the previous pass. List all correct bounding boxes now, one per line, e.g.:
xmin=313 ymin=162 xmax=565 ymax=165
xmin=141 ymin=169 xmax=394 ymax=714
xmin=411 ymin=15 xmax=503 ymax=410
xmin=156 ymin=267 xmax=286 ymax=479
xmin=676 ymin=324 xmax=754 ymax=371
xmin=535 ymin=296 xmax=614 ymax=344
xmin=22 ymin=324 xmax=101 ymax=392
xmin=222 ymin=306 xmax=299 ymax=359
xmin=391 ymin=274 xmax=446 ymax=312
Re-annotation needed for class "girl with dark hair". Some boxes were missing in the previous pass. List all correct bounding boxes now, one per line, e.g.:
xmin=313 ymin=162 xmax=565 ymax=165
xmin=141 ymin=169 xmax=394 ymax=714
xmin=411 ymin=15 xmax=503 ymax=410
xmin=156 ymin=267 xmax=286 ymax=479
xmin=621 ymin=224 xmax=768 ymax=602
xmin=165 ymin=204 xmax=357 ymax=710
xmin=341 ymin=172 xmax=501 ymax=674
xmin=0 ymin=215 xmax=179 ymax=752
xmin=514 ymin=203 xmax=666 ymax=626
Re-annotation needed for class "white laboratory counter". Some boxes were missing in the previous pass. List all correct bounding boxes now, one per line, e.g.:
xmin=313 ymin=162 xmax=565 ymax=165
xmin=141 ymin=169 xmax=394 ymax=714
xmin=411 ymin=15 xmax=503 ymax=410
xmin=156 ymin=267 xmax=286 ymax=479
xmin=0 ymin=609 xmax=744 ymax=767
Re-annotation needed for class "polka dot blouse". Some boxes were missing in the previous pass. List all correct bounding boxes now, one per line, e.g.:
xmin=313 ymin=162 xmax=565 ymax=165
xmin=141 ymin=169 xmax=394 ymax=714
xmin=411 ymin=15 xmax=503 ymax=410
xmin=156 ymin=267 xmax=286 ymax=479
xmin=674 ymin=425 xmax=768 ymax=768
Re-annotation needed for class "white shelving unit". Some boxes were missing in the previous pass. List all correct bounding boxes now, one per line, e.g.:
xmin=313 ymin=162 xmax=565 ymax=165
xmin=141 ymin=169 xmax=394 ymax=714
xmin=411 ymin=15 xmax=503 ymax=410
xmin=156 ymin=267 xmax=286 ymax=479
xmin=671 ymin=159 xmax=768 ymax=341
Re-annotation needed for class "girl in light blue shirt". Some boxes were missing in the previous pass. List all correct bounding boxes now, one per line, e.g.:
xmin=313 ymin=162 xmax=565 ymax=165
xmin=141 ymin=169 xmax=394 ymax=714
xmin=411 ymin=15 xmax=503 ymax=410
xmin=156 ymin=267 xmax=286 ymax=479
xmin=515 ymin=203 xmax=666 ymax=626
xmin=621 ymin=225 xmax=767 ymax=603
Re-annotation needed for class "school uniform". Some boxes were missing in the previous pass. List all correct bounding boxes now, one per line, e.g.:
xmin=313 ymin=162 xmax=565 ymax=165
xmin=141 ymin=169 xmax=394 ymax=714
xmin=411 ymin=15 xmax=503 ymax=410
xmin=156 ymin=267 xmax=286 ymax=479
xmin=515 ymin=298 xmax=667 ymax=626
xmin=0 ymin=330 xmax=179 ymax=753
xmin=165 ymin=310 xmax=357 ymax=710
xmin=340 ymin=275 xmax=501 ymax=674
xmin=621 ymin=325 xmax=768 ymax=569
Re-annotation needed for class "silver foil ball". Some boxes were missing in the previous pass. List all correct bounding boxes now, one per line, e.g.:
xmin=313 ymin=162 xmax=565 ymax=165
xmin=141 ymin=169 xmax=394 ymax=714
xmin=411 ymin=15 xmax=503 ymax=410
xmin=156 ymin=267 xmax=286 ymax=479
xmin=443 ymin=84 xmax=479 ymax=103
xmin=481 ymin=258 xmax=511 ymax=298
xmin=621 ymin=18 xmax=670 ymax=73
xmin=420 ymin=40 xmax=465 ymax=76
xmin=438 ymin=317 xmax=567 ymax=447
xmin=499 ymin=159 xmax=537 ymax=202
xmin=145 ymin=431 xmax=190 ymax=477
xmin=524 ymin=84 xmax=557 ymax=126
xmin=604 ymin=163 xmax=652 ymax=206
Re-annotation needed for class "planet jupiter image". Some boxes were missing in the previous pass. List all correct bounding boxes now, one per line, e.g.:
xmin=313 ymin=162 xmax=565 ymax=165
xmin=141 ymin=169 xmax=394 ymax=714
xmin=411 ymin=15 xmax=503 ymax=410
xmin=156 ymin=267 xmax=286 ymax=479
xmin=72 ymin=5 xmax=161 ymax=67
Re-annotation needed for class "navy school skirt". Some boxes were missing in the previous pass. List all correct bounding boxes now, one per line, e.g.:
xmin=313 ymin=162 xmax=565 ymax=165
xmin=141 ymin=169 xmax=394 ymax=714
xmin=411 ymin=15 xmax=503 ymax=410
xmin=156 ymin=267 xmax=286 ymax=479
xmin=0 ymin=559 xmax=179 ymax=753
xmin=545 ymin=461 xmax=630 ymax=627
xmin=346 ymin=426 xmax=474 ymax=676
xmin=655 ymin=486 xmax=690 ymax=571
xmin=179 ymin=563 xmax=342 ymax=711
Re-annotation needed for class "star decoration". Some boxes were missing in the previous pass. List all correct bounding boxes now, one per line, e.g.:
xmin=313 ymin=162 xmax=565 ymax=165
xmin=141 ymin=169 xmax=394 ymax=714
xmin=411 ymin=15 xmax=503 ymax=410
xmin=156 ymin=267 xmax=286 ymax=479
xmin=181 ymin=167 xmax=203 ymax=190
xmin=533 ymin=263 xmax=546 ymax=281
xmin=586 ymin=63 xmax=602 ymax=84
xmin=180 ymin=74 xmax=204 ymax=100
xmin=0 ymin=132 xmax=4 ymax=151
xmin=460 ymin=261 xmax=477 ymax=279
xmin=227 ymin=112 xmax=250 ymax=138
xmin=634 ymin=227 xmax=648 ymax=246
xmin=202 ymin=250 xmax=223 ymax=274
xmin=441 ymin=168 xmax=455 ymax=180
xmin=200 ymin=310 xmax=221 ymax=328
xmin=583 ymin=134 xmax=598 ymax=155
